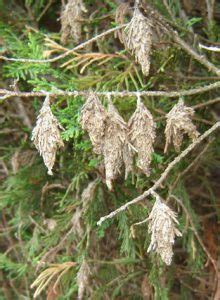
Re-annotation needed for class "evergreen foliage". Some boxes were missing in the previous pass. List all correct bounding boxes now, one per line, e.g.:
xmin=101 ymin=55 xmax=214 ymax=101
xmin=0 ymin=0 xmax=219 ymax=299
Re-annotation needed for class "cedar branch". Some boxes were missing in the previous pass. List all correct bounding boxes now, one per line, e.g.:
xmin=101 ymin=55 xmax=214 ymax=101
xmin=1 ymin=81 xmax=220 ymax=100
xmin=0 ymin=24 xmax=127 ymax=64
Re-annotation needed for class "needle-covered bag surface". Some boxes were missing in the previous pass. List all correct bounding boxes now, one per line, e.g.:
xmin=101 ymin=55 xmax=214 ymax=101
xmin=164 ymin=99 xmax=199 ymax=153
xmin=128 ymin=98 xmax=156 ymax=176
xmin=103 ymin=100 xmax=128 ymax=190
xmin=31 ymin=95 xmax=64 ymax=175
xmin=147 ymin=195 xmax=182 ymax=265
xmin=124 ymin=8 xmax=152 ymax=76
xmin=80 ymin=92 xmax=107 ymax=155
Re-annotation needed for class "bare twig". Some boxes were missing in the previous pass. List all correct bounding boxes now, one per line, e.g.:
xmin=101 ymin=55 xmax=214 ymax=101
xmin=0 ymin=81 xmax=220 ymax=100
xmin=193 ymin=97 xmax=220 ymax=109
xmin=192 ymin=117 xmax=214 ymax=126
xmin=167 ymin=140 xmax=213 ymax=198
xmin=214 ymin=258 xmax=220 ymax=300
xmin=37 ymin=0 xmax=54 ymax=22
xmin=131 ymin=217 xmax=149 ymax=228
xmin=0 ymin=24 xmax=127 ymax=64
xmin=36 ymin=225 xmax=75 ymax=271
xmin=170 ymin=195 xmax=218 ymax=283
xmin=14 ymin=97 xmax=32 ymax=129
xmin=162 ymin=0 xmax=176 ymax=23
xmin=142 ymin=3 xmax=220 ymax=76
xmin=199 ymin=43 xmax=220 ymax=52
xmin=97 ymin=122 xmax=220 ymax=226
xmin=168 ymin=74 xmax=220 ymax=81
xmin=205 ymin=0 xmax=215 ymax=24
xmin=172 ymin=32 xmax=220 ymax=76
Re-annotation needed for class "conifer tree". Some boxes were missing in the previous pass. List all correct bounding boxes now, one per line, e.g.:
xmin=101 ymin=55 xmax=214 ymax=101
xmin=0 ymin=0 xmax=219 ymax=299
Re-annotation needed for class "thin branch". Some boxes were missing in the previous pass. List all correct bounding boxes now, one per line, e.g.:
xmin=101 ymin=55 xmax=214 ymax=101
xmin=199 ymin=43 xmax=220 ymax=52
xmin=0 ymin=81 xmax=220 ymax=100
xmin=192 ymin=117 xmax=214 ymax=126
xmin=170 ymin=194 xmax=218 ymax=278
xmin=0 ymin=24 xmax=127 ymax=64
xmin=173 ymin=33 xmax=220 ymax=76
xmin=131 ymin=217 xmax=149 ymax=227
xmin=205 ymin=0 xmax=215 ymax=24
xmin=167 ymin=139 xmax=213 ymax=198
xmin=193 ymin=97 xmax=220 ymax=109
xmin=97 ymin=122 xmax=220 ymax=226
xmin=37 ymin=0 xmax=54 ymax=22
xmin=130 ymin=216 xmax=150 ymax=238
xmin=167 ymin=74 xmax=220 ymax=81
xmin=14 ymin=97 xmax=32 ymax=129
xmin=36 ymin=225 xmax=75 ymax=271
xmin=143 ymin=3 xmax=220 ymax=76
xmin=162 ymin=0 xmax=176 ymax=23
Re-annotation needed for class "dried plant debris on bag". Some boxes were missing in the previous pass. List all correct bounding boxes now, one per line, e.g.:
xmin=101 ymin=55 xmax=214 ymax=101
xmin=31 ymin=95 xmax=64 ymax=175
xmin=80 ymin=92 xmax=107 ymax=155
xmin=103 ymin=100 xmax=127 ymax=190
xmin=147 ymin=194 xmax=182 ymax=265
xmin=128 ymin=99 xmax=156 ymax=176
xmin=124 ymin=8 xmax=152 ymax=76
xmin=164 ymin=99 xmax=199 ymax=153
xmin=60 ymin=0 xmax=87 ymax=44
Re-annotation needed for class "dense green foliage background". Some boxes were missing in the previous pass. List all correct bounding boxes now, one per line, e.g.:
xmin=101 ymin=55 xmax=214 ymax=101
xmin=0 ymin=0 xmax=219 ymax=299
